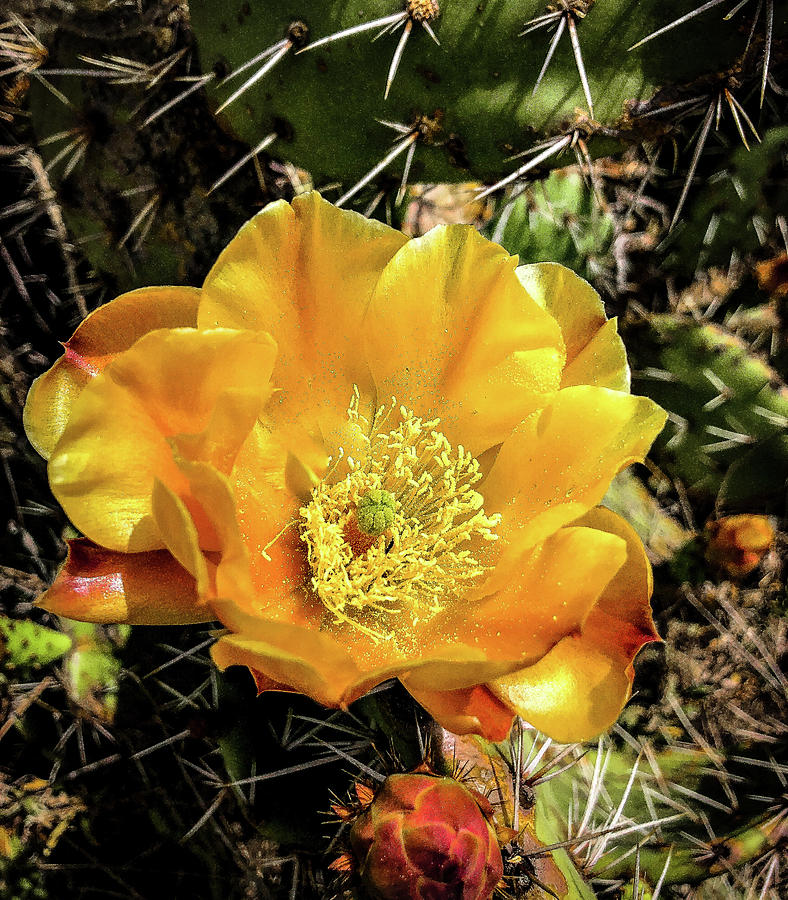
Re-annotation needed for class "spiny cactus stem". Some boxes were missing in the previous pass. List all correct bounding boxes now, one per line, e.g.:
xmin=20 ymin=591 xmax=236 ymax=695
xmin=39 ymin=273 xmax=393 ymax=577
xmin=39 ymin=127 xmax=89 ymax=178
xmin=532 ymin=15 xmax=566 ymax=96
xmin=628 ymin=0 xmax=729 ymax=51
xmin=0 ymin=675 xmax=55 ymax=742
xmin=336 ymin=129 xmax=418 ymax=207
xmin=208 ymin=131 xmax=277 ymax=195
xmin=529 ymin=813 xmax=685 ymax=860
xmin=180 ymin=787 xmax=230 ymax=842
xmin=117 ymin=191 xmax=160 ymax=251
xmin=725 ymin=0 xmax=752 ymax=20
xmin=386 ymin=20 xmax=413 ymax=100
xmin=524 ymin=4 xmax=594 ymax=117
xmin=144 ymin=636 xmax=216 ymax=679
xmin=220 ymin=39 xmax=288 ymax=86
xmin=760 ymin=0 xmax=773 ymax=106
xmin=520 ymin=10 xmax=563 ymax=37
xmin=0 ymin=15 xmax=47 ymax=75
xmin=567 ymin=14 xmax=594 ymax=117
xmin=297 ymin=11 xmax=407 ymax=55
xmin=143 ymin=73 xmax=215 ymax=127
xmin=24 ymin=148 xmax=86 ymax=314
xmin=216 ymin=40 xmax=292 ymax=114
xmin=510 ymin=719 xmax=525 ymax=832
xmin=639 ymin=95 xmax=707 ymax=120
xmin=682 ymin=587 xmax=787 ymax=695
xmin=477 ymin=133 xmax=573 ymax=200
xmin=723 ymin=88 xmax=761 ymax=149
xmin=299 ymin=6 xmax=440 ymax=98
xmin=723 ymin=0 xmax=774 ymax=107
xmin=651 ymin=847 xmax=674 ymax=900
xmin=670 ymin=101 xmax=714 ymax=231
xmin=527 ymin=742 xmax=584 ymax=786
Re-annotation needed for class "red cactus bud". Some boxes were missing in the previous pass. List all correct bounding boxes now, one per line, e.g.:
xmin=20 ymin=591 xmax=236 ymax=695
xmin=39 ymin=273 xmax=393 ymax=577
xmin=705 ymin=515 xmax=775 ymax=577
xmin=349 ymin=773 xmax=503 ymax=900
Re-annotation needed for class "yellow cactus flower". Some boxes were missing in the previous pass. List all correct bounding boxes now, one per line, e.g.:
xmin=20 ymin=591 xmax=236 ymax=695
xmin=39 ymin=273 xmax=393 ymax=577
xmin=25 ymin=193 xmax=667 ymax=742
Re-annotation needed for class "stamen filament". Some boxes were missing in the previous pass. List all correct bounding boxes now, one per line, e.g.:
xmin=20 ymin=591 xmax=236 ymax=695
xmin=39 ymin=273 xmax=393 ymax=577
xmin=299 ymin=396 xmax=500 ymax=644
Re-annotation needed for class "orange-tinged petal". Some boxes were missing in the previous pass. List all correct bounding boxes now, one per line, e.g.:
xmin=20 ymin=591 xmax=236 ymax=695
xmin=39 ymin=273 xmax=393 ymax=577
xmin=36 ymin=538 xmax=212 ymax=625
xmin=572 ymin=507 xmax=659 ymax=657
xmin=182 ymin=460 xmax=319 ymax=627
xmin=230 ymin=423 xmax=314 ymax=606
xmin=199 ymin=192 xmax=407 ymax=447
xmin=516 ymin=263 xmax=629 ymax=390
xmin=211 ymin=592 xmax=528 ymax=707
xmin=424 ymin=526 xmax=628 ymax=666
xmin=210 ymin=618 xmax=361 ymax=708
xmin=151 ymin=478 xmax=211 ymax=594
xmin=491 ymin=640 xmax=632 ymax=743
xmin=482 ymin=385 xmax=667 ymax=550
xmin=249 ymin=668 xmax=293 ymax=695
xmin=320 ymin=619 xmax=537 ymax=700
xmin=490 ymin=508 xmax=659 ymax=742
xmin=48 ymin=328 xmax=276 ymax=552
xmin=364 ymin=226 xmax=565 ymax=455
xmin=24 ymin=286 xmax=200 ymax=459
xmin=176 ymin=460 xmax=256 ymax=601
xmin=406 ymin=684 xmax=514 ymax=742
xmin=383 ymin=652 xmax=517 ymax=696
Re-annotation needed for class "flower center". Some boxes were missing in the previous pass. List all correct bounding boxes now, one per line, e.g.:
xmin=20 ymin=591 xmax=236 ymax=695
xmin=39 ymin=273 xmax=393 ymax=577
xmin=299 ymin=393 xmax=500 ymax=643
xmin=356 ymin=488 xmax=396 ymax=537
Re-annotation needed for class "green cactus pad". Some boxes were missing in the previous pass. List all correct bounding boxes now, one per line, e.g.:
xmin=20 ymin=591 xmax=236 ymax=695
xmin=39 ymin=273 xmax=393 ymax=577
xmin=487 ymin=169 xmax=614 ymax=280
xmin=631 ymin=316 xmax=788 ymax=506
xmin=26 ymin=25 xmax=272 ymax=293
xmin=0 ymin=616 xmax=73 ymax=670
xmin=190 ymin=0 xmax=786 ymax=184
xmin=59 ymin=619 xmax=129 ymax=720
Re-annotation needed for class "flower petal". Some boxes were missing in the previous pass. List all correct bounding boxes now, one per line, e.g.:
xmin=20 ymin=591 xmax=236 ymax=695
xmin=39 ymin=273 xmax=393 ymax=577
xmin=571 ymin=507 xmax=659 ymax=658
xmin=210 ymin=620 xmax=361 ymax=708
xmin=230 ymin=423 xmax=315 ymax=606
xmin=482 ymin=385 xmax=667 ymax=550
xmin=182 ymin=460 xmax=320 ymax=628
xmin=561 ymin=318 xmax=629 ymax=391
xmin=516 ymin=263 xmax=629 ymax=390
xmin=24 ymin=287 xmax=200 ymax=459
xmin=491 ymin=640 xmax=632 ymax=744
xmin=151 ymin=478 xmax=211 ymax=594
xmin=406 ymin=684 xmax=514 ymax=741
xmin=199 ymin=192 xmax=407 ymax=446
xmin=48 ymin=328 xmax=276 ymax=552
xmin=489 ymin=508 xmax=659 ymax=742
xmin=364 ymin=226 xmax=565 ymax=454
xmin=211 ymin=592 xmax=529 ymax=708
xmin=36 ymin=538 xmax=211 ymax=625
xmin=426 ymin=526 xmax=628 ymax=666
xmin=345 ymin=651 xmax=528 ymax=701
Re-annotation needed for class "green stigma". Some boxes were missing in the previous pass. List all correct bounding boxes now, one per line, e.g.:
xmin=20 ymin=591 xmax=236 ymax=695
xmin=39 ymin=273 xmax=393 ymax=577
xmin=356 ymin=489 xmax=396 ymax=537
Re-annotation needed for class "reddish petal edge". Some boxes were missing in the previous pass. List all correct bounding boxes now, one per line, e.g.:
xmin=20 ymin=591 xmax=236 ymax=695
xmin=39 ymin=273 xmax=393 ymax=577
xmin=24 ymin=286 xmax=201 ymax=460
xmin=36 ymin=537 xmax=214 ymax=625
xmin=406 ymin=683 xmax=515 ymax=742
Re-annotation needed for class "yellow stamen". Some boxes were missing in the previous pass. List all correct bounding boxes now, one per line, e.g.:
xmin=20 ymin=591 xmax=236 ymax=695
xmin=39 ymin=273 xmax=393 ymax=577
xmin=299 ymin=394 xmax=500 ymax=643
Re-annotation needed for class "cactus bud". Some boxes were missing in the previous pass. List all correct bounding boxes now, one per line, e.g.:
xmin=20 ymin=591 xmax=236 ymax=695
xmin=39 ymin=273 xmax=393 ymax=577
xmin=349 ymin=772 xmax=503 ymax=900
xmin=704 ymin=515 xmax=775 ymax=577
